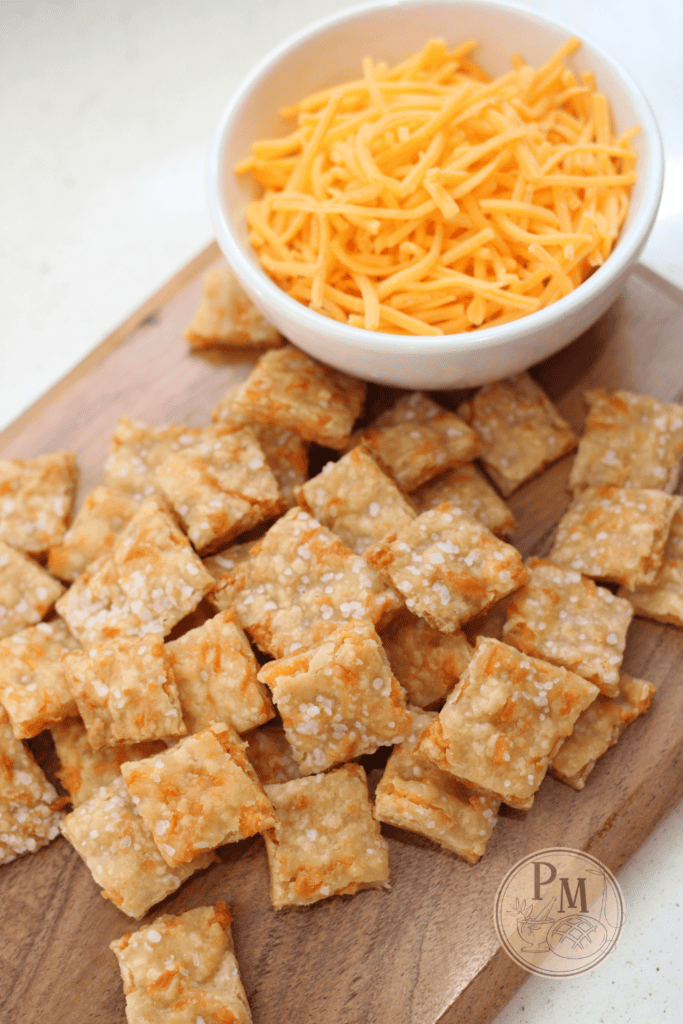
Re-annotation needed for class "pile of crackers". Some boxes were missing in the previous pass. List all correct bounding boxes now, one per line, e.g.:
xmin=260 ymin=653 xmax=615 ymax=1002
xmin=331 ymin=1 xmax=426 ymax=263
xmin=2 ymin=264 xmax=683 ymax=1023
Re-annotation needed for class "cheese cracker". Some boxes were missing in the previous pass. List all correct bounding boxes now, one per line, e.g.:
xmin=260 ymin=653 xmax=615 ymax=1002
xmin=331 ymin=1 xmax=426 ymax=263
xmin=263 ymin=764 xmax=389 ymax=908
xmin=550 ymin=673 xmax=655 ymax=789
xmin=210 ymin=507 xmax=402 ymax=658
xmin=184 ymin=263 xmax=282 ymax=350
xmin=60 ymin=776 xmax=215 ymax=918
xmin=0 ymin=540 xmax=65 ymax=640
xmin=374 ymin=707 xmax=499 ymax=862
xmin=458 ymin=373 xmax=577 ymax=495
xmin=258 ymin=621 xmax=411 ymax=774
xmin=0 ymin=619 xmax=80 ymax=738
xmin=502 ymin=557 xmax=633 ymax=697
xmin=121 ymin=722 xmax=277 ymax=866
xmin=367 ymin=503 xmax=527 ymax=631
xmin=549 ymin=486 xmax=681 ymax=589
xmin=416 ymin=637 xmax=599 ymax=809
xmin=569 ymin=389 xmax=683 ymax=493
xmin=0 ymin=451 xmax=77 ymax=555
xmin=110 ymin=903 xmax=253 ymax=1024
xmin=0 ymin=705 xmax=64 ymax=865
xmin=229 ymin=344 xmax=366 ymax=450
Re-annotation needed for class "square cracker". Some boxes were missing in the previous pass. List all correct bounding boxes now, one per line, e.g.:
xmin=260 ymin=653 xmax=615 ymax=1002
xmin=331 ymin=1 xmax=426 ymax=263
xmin=263 ymin=763 xmax=389 ymax=908
xmin=229 ymin=344 xmax=366 ymax=450
xmin=48 ymin=485 xmax=139 ymax=583
xmin=295 ymin=447 xmax=416 ymax=555
xmin=0 ymin=540 xmax=65 ymax=640
xmin=549 ymin=486 xmax=682 ymax=589
xmin=104 ymin=417 xmax=206 ymax=501
xmin=550 ymin=673 xmax=655 ymax=790
xmin=457 ymin=372 xmax=577 ymax=495
xmin=380 ymin=607 xmax=472 ymax=709
xmin=618 ymin=505 xmax=683 ymax=626
xmin=166 ymin=610 xmax=274 ymax=735
xmin=0 ymin=705 xmax=64 ymax=865
xmin=569 ymin=389 xmax=683 ymax=493
xmin=353 ymin=392 xmax=478 ymax=492
xmin=60 ymin=776 xmax=215 ymax=919
xmin=184 ymin=262 xmax=282 ymax=350
xmin=52 ymin=716 xmax=166 ymax=808
xmin=374 ymin=707 xmax=500 ymax=862
xmin=212 ymin=388 xmax=309 ymax=509
xmin=258 ymin=621 xmax=411 ymax=775
xmin=63 ymin=635 xmax=186 ymax=750
xmin=121 ymin=722 xmax=277 ymax=866
xmin=210 ymin=507 xmax=403 ymax=659
xmin=246 ymin=723 xmax=301 ymax=785
xmin=56 ymin=498 xmax=215 ymax=645
xmin=502 ymin=557 xmax=633 ymax=697
xmin=154 ymin=425 xmax=284 ymax=554
xmin=415 ymin=637 xmax=599 ymax=809
xmin=367 ymin=503 xmax=527 ymax=631
xmin=110 ymin=903 xmax=252 ymax=1024
xmin=412 ymin=462 xmax=517 ymax=536
xmin=0 ymin=451 xmax=77 ymax=555
xmin=0 ymin=618 xmax=80 ymax=738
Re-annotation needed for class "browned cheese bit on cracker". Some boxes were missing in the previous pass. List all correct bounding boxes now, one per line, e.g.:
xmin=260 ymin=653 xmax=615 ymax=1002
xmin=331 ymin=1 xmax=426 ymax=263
xmin=263 ymin=763 xmax=389 ymax=909
xmin=184 ymin=262 xmax=282 ymax=351
xmin=296 ymin=447 xmax=416 ymax=555
xmin=165 ymin=610 xmax=274 ymax=734
xmin=550 ymin=673 xmax=656 ymax=790
xmin=210 ymin=507 xmax=402 ymax=658
xmin=213 ymin=386 xmax=309 ymax=508
xmin=258 ymin=621 xmax=411 ymax=775
xmin=412 ymin=462 xmax=517 ymax=536
xmin=618 ymin=505 xmax=683 ymax=625
xmin=569 ymin=389 xmax=683 ymax=493
xmin=549 ymin=486 xmax=682 ymax=590
xmin=502 ymin=557 xmax=633 ymax=697
xmin=154 ymin=425 xmax=284 ymax=554
xmin=246 ymin=723 xmax=302 ymax=785
xmin=121 ymin=722 xmax=277 ymax=867
xmin=0 ymin=539 xmax=65 ymax=639
xmin=110 ymin=902 xmax=253 ymax=1024
xmin=56 ymin=497 xmax=215 ymax=645
xmin=229 ymin=343 xmax=366 ymax=450
xmin=380 ymin=607 xmax=472 ymax=709
xmin=0 ymin=705 xmax=65 ymax=865
xmin=51 ymin=716 xmax=166 ymax=808
xmin=48 ymin=485 xmax=139 ymax=583
xmin=0 ymin=618 xmax=80 ymax=738
xmin=415 ymin=637 xmax=599 ymax=809
xmin=352 ymin=391 xmax=478 ymax=492
xmin=60 ymin=776 xmax=215 ymax=919
xmin=0 ymin=451 xmax=77 ymax=555
xmin=63 ymin=635 xmax=186 ymax=750
xmin=367 ymin=503 xmax=527 ymax=631
xmin=458 ymin=372 xmax=577 ymax=496
xmin=374 ymin=707 xmax=500 ymax=862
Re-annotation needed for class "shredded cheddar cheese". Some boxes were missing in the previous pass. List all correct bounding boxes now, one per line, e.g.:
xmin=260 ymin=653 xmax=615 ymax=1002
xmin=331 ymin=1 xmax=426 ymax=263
xmin=237 ymin=38 xmax=638 ymax=335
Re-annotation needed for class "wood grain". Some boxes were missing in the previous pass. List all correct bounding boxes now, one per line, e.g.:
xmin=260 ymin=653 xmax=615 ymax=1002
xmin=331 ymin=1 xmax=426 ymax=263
xmin=2 ymin=254 xmax=683 ymax=1024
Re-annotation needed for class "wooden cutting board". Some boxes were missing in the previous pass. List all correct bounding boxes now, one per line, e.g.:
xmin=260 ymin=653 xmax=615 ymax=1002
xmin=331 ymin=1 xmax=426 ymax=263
xmin=2 ymin=245 xmax=683 ymax=1024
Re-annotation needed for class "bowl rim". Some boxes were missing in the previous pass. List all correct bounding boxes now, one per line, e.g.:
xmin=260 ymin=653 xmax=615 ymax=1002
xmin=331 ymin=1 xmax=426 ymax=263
xmin=207 ymin=0 xmax=664 ymax=358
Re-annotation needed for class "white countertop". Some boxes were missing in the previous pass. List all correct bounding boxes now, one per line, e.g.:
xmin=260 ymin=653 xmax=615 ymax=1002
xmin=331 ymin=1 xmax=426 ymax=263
xmin=2 ymin=0 xmax=682 ymax=1019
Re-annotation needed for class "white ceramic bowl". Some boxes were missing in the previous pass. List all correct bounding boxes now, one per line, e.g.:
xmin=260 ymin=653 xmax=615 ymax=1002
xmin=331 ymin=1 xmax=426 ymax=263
xmin=208 ymin=0 xmax=663 ymax=390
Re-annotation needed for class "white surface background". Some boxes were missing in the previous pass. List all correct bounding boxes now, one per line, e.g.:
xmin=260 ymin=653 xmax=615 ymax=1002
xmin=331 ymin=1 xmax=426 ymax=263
xmin=2 ymin=0 xmax=682 ymax=1020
